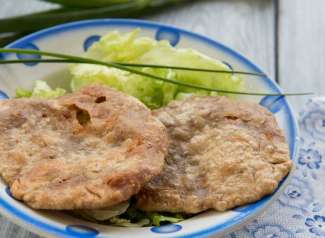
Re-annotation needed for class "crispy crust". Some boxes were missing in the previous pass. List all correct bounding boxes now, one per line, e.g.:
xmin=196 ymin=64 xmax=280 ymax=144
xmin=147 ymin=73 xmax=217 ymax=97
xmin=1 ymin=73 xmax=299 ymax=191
xmin=0 ymin=85 xmax=168 ymax=210
xmin=136 ymin=96 xmax=292 ymax=213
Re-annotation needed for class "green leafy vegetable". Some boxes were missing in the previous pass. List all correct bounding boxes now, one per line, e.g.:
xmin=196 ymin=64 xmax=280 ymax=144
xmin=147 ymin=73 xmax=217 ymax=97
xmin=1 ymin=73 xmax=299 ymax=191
xmin=73 ymin=201 xmax=186 ymax=227
xmin=16 ymin=80 xmax=66 ymax=99
xmin=110 ymin=204 xmax=185 ymax=227
xmin=70 ymin=30 xmax=243 ymax=108
xmin=41 ymin=0 xmax=131 ymax=8
xmin=120 ymin=203 xmax=147 ymax=221
xmin=16 ymin=88 xmax=32 ymax=98
xmin=109 ymin=217 xmax=151 ymax=227
xmin=149 ymin=213 xmax=184 ymax=226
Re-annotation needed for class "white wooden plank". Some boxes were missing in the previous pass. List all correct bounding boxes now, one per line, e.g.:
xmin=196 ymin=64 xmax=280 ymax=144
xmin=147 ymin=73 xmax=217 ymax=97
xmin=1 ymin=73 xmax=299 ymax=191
xmin=0 ymin=0 xmax=53 ymax=19
xmin=0 ymin=1 xmax=276 ymax=238
xmin=279 ymin=0 xmax=325 ymax=112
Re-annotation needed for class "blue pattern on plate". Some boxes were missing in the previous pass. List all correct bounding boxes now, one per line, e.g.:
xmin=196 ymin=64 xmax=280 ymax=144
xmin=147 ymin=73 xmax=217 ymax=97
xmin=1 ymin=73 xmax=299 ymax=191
xmin=155 ymin=27 xmax=180 ymax=46
xmin=65 ymin=225 xmax=99 ymax=237
xmin=15 ymin=42 xmax=40 ymax=66
xmin=151 ymin=224 xmax=182 ymax=234
xmin=0 ymin=19 xmax=298 ymax=238
xmin=0 ymin=90 xmax=8 ymax=99
xmin=259 ymin=95 xmax=285 ymax=113
xmin=83 ymin=35 xmax=101 ymax=51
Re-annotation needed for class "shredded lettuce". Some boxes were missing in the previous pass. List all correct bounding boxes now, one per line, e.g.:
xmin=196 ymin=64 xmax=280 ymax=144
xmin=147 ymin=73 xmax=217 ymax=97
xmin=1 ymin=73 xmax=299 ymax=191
xmin=73 ymin=202 xmax=186 ymax=227
xmin=16 ymin=80 xmax=66 ymax=99
xmin=109 ymin=217 xmax=150 ymax=227
xmin=111 ymin=206 xmax=185 ymax=227
xmin=148 ymin=213 xmax=184 ymax=227
xmin=70 ymin=30 xmax=243 ymax=108
xmin=16 ymin=88 xmax=32 ymax=98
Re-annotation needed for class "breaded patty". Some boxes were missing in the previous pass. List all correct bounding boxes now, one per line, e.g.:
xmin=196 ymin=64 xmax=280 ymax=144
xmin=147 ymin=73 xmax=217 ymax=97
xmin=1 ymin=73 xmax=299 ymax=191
xmin=0 ymin=85 xmax=168 ymax=210
xmin=136 ymin=96 xmax=292 ymax=213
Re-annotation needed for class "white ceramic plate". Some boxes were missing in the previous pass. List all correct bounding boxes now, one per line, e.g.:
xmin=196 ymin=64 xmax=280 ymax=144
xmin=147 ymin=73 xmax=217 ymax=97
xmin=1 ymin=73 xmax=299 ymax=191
xmin=0 ymin=19 xmax=298 ymax=238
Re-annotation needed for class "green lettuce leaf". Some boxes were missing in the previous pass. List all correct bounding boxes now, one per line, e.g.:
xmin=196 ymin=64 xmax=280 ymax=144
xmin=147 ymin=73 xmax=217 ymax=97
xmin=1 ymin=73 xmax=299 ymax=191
xmin=109 ymin=217 xmax=150 ymax=227
xmin=72 ymin=200 xmax=186 ymax=227
xmin=110 ymin=205 xmax=185 ymax=227
xmin=149 ymin=213 xmax=184 ymax=226
xmin=16 ymin=88 xmax=32 ymax=98
xmin=16 ymin=80 xmax=66 ymax=99
xmin=70 ymin=30 xmax=243 ymax=108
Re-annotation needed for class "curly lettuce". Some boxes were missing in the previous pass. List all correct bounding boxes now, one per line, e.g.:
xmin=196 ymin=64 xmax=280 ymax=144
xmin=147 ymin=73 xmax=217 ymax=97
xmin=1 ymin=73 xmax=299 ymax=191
xmin=108 ymin=217 xmax=150 ymax=227
xmin=75 ymin=203 xmax=186 ymax=227
xmin=148 ymin=213 xmax=184 ymax=227
xmin=70 ymin=30 xmax=243 ymax=108
xmin=16 ymin=80 xmax=66 ymax=99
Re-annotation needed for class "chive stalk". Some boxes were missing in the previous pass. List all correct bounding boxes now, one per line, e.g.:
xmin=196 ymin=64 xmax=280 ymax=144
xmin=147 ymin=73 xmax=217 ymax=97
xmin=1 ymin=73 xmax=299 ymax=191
xmin=0 ymin=0 xmax=190 ymax=33
xmin=0 ymin=48 xmax=312 ymax=96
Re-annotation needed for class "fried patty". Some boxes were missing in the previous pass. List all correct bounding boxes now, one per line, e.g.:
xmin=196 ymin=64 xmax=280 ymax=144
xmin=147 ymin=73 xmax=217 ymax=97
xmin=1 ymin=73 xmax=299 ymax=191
xmin=136 ymin=96 xmax=292 ymax=213
xmin=0 ymin=85 xmax=168 ymax=210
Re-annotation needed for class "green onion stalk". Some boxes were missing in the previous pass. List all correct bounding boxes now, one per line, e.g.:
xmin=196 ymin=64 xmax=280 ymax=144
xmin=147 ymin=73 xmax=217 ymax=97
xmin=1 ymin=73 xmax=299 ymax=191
xmin=41 ymin=0 xmax=132 ymax=8
xmin=0 ymin=48 xmax=312 ymax=97
xmin=0 ymin=0 xmax=193 ymax=33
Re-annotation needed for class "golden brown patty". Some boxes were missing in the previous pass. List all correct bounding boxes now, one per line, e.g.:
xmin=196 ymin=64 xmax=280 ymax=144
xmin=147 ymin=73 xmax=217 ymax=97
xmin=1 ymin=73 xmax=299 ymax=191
xmin=136 ymin=96 xmax=292 ymax=213
xmin=0 ymin=85 xmax=168 ymax=210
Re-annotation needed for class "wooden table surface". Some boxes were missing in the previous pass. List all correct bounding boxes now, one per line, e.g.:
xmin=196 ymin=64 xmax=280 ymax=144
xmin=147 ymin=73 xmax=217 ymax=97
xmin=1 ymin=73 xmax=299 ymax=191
xmin=0 ymin=0 xmax=323 ymax=237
